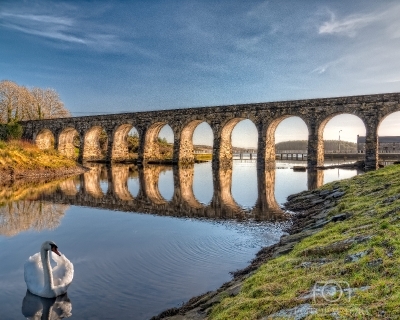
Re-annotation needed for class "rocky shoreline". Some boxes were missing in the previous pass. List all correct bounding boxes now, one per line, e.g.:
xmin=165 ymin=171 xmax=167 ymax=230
xmin=152 ymin=184 xmax=347 ymax=320
xmin=0 ymin=165 xmax=88 ymax=183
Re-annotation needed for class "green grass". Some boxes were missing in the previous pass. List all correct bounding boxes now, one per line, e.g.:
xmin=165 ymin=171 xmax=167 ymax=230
xmin=0 ymin=140 xmax=78 ymax=171
xmin=210 ymin=164 xmax=400 ymax=319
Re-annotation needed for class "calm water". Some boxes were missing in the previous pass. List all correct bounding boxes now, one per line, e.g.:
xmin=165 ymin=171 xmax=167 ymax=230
xmin=0 ymin=161 xmax=361 ymax=319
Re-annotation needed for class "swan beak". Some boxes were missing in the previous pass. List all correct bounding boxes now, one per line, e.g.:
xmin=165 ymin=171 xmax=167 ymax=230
xmin=51 ymin=246 xmax=61 ymax=256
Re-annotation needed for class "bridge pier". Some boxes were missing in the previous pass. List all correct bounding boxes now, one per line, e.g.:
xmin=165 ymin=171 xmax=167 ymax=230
xmin=111 ymin=124 xmax=132 ymax=162
xmin=175 ymin=121 xmax=203 ymax=164
xmin=307 ymin=117 xmax=324 ymax=168
xmin=364 ymin=127 xmax=379 ymax=170
xmin=212 ymin=123 xmax=233 ymax=170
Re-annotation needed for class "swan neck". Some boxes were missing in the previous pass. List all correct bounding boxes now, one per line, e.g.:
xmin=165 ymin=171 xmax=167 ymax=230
xmin=40 ymin=247 xmax=54 ymax=290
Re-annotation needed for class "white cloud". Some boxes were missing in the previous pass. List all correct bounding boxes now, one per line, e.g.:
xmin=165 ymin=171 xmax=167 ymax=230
xmin=311 ymin=3 xmax=400 ymax=91
xmin=1 ymin=21 xmax=86 ymax=44
xmin=1 ymin=12 xmax=74 ymax=25
xmin=311 ymin=65 xmax=328 ymax=74
xmin=0 ymin=8 xmax=126 ymax=51
xmin=318 ymin=10 xmax=376 ymax=37
xmin=318 ymin=4 xmax=400 ymax=38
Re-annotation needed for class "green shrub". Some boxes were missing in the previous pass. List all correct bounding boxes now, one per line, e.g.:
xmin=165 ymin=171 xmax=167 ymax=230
xmin=0 ymin=122 xmax=23 ymax=141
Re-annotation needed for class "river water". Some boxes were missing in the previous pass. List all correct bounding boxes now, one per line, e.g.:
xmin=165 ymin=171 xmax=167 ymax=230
xmin=0 ymin=161 xmax=361 ymax=319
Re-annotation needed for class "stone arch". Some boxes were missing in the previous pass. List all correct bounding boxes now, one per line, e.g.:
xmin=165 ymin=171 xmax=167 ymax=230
xmin=377 ymin=111 xmax=400 ymax=155
xmin=378 ymin=111 xmax=400 ymax=135
xmin=83 ymin=126 xmax=108 ymax=161
xmin=179 ymin=120 xmax=213 ymax=163
xmin=112 ymin=123 xmax=139 ymax=161
xmin=231 ymin=119 xmax=258 ymax=159
xmin=35 ymin=129 xmax=55 ymax=150
xmin=58 ymin=127 xmax=79 ymax=159
xmin=143 ymin=122 xmax=173 ymax=162
xmin=319 ymin=113 xmax=366 ymax=163
xmin=265 ymin=115 xmax=308 ymax=163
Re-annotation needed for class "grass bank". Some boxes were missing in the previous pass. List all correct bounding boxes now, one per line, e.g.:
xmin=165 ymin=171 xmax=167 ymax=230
xmin=0 ymin=140 xmax=85 ymax=181
xmin=209 ymin=164 xmax=400 ymax=319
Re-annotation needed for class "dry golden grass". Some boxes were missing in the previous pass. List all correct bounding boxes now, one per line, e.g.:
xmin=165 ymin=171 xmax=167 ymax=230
xmin=0 ymin=140 xmax=77 ymax=171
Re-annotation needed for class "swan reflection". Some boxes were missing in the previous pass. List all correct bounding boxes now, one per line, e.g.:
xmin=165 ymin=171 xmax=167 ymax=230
xmin=22 ymin=291 xmax=72 ymax=320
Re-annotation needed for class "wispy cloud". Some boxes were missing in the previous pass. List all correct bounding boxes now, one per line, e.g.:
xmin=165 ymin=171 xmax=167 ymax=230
xmin=311 ymin=65 xmax=329 ymax=74
xmin=318 ymin=3 xmax=400 ymax=38
xmin=1 ymin=21 xmax=86 ymax=44
xmin=0 ymin=8 xmax=126 ymax=51
xmin=1 ymin=12 xmax=74 ymax=25
xmin=0 ymin=11 xmax=85 ymax=43
xmin=318 ymin=10 xmax=376 ymax=37
xmin=311 ymin=2 xmax=400 ymax=95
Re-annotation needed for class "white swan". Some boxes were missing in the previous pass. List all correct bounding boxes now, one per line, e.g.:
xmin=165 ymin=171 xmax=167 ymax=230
xmin=24 ymin=241 xmax=74 ymax=298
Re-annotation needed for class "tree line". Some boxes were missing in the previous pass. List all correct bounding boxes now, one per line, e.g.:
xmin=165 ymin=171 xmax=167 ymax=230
xmin=0 ymin=80 xmax=70 ymax=140
xmin=0 ymin=80 xmax=70 ymax=124
xmin=275 ymin=140 xmax=357 ymax=152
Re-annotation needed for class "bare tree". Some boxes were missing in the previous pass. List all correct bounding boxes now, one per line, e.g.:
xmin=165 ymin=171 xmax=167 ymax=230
xmin=0 ymin=80 xmax=70 ymax=123
xmin=0 ymin=80 xmax=31 ymax=123
xmin=30 ymin=87 xmax=70 ymax=119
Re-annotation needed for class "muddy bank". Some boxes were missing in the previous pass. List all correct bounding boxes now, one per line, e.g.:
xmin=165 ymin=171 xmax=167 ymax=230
xmin=151 ymin=184 xmax=347 ymax=320
xmin=316 ymin=160 xmax=365 ymax=170
xmin=0 ymin=165 xmax=88 ymax=184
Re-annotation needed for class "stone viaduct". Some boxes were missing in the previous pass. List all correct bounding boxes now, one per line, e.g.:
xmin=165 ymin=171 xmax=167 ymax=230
xmin=21 ymin=92 xmax=400 ymax=170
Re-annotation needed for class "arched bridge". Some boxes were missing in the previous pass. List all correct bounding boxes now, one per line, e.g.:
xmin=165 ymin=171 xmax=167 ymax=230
xmin=21 ymin=92 xmax=400 ymax=170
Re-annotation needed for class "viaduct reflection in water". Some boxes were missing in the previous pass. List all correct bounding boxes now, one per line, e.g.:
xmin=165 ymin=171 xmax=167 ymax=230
xmin=37 ymin=163 xmax=324 ymax=221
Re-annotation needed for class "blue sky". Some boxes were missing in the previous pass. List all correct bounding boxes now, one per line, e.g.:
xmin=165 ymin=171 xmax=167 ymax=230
xmin=1 ymin=0 xmax=400 ymax=147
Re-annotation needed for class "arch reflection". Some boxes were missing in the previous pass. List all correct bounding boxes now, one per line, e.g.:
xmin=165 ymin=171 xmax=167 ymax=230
xmin=252 ymin=168 xmax=284 ymax=221
xmin=307 ymin=169 xmax=324 ymax=190
xmin=33 ymin=163 xmax=288 ymax=221
xmin=173 ymin=165 xmax=203 ymax=209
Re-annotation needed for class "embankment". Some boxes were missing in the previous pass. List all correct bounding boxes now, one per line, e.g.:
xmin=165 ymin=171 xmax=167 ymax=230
xmin=0 ymin=140 xmax=86 ymax=182
xmin=153 ymin=164 xmax=400 ymax=319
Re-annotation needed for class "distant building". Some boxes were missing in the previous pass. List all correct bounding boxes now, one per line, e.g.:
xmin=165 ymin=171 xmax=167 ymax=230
xmin=357 ymin=135 xmax=400 ymax=153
